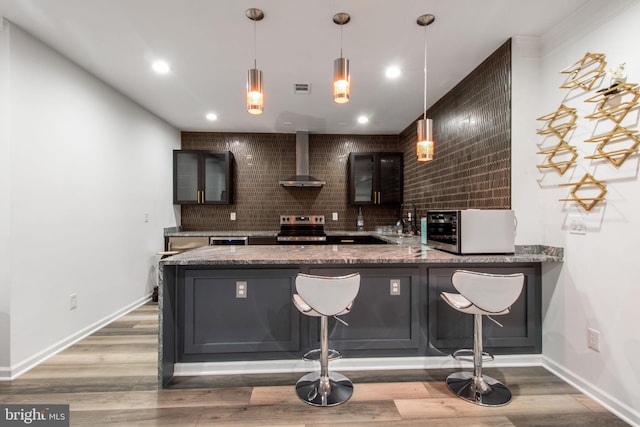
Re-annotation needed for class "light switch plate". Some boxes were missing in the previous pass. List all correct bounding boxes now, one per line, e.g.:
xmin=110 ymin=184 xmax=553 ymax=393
xmin=230 ymin=212 xmax=236 ymax=221
xmin=332 ymin=212 xmax=338 ymax=221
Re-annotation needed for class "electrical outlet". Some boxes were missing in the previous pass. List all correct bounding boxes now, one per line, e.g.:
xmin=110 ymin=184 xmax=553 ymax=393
xmin=230 ymin=212 xmax=236 ymax=221
xmin=587 ymin=328 xmax=600 ymax=352
xmin=569 ymin=215 xmax=586 ymax=234
xmin=332 ymin=212 xmax=338 ymax=221
xmin=236 ymin=281 xmax=247 ymax=298
xmin=70 ymin=293 xmax=78 ymax=310
xmin=390 ymin=279 xmax=401 ymax=295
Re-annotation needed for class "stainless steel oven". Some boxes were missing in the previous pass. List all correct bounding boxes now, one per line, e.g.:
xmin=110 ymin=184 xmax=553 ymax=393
xmin=277 ymin=215 xmax=327 ymax=243
xmin=426 ymin=209 xmax=515 ymax=254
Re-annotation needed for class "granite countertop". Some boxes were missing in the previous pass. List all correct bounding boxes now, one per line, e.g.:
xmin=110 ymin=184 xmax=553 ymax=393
xmin=159 ymin=229 xmax=563 ymax=266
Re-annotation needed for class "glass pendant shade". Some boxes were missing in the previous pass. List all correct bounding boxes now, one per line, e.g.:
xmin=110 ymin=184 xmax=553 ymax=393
xmin=246 ymin=68 xmax=264 ymax=115
xmin=416 ymin=118 xmax=434 ymax=162
xmin=333 ymin=57 xmax=350 ymax=104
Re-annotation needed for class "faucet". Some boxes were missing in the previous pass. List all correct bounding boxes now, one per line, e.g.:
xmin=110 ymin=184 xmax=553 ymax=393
xmin=398 ymin=201 xmax=418 ymax=235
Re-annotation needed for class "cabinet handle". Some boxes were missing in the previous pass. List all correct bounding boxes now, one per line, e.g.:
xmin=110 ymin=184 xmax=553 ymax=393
xmin=377 ymin=192 xmax=381 ymax=204
xmin=197 ymin=191 xmax=202 ymax=204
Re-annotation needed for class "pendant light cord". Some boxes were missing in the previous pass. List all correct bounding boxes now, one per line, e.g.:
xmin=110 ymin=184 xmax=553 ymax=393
xmin=253 ymin=19 xmax=257 ymax=68
xmin=423 ymin=24 xmax=427 ymax=121
xmin=340 ymin=25 xmax=344 ymax=59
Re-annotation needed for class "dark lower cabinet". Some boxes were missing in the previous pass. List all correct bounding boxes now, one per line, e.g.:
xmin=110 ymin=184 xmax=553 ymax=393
xmin=169 ymin=263 xmax=541 ymax=366
xmin=307 ymin=267 xmax=422 ymax=357
xmin=427 ymin=265 xmax=541 ymax=355
xmin=325 ymin=235 xmax=389 ymax=244
xmin=179 ymin=268 xmax=300 ymax=361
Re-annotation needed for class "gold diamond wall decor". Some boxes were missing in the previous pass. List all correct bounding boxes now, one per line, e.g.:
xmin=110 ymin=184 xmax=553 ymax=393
xmin=585 ymin=82 xmax=639 ymax=123
xmin=537 ymin=141 xmax=579 ymax=175
xmin=558 ymin=173 xmax=607 ymax=212
xmin=536 ymin=105 xmax=579 ymax=175
xmin=560 ymin=52 xmax=607 ymax=91
xmin=536 ymin=104 xmax=578 ymax=139
xmin=583 ymin=82 xmax=639 ymax=167
xmin=584 ymin=126 xmax=640 ymax=167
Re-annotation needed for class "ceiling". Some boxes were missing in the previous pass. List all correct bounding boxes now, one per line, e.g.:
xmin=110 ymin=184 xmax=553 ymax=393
xmin=0 ymin=0 xmax=593 ymax=135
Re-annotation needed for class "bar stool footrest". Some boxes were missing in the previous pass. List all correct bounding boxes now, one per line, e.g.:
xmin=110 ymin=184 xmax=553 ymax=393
xmin=303 ymin=348 xmax=342 ymax=362
xmin=452 ymin=349 xmax=494 ymax=363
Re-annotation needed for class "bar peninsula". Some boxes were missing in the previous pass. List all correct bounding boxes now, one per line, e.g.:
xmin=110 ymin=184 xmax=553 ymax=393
xmin=158 ymin=237 xmax=562 ymax=387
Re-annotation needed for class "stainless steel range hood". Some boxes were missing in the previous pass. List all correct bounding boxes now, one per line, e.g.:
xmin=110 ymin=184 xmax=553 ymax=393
xmin=279 ymin=131 xmax=325 ymax=187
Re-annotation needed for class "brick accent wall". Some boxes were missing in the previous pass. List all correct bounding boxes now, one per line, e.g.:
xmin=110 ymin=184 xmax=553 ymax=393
xmin=400 ymin=39 xmax=512 ymax=216
xmin=180 ymin=133 xmax=400 ymax=231
xmin=179 ymin=39 xmax=512 ymax=231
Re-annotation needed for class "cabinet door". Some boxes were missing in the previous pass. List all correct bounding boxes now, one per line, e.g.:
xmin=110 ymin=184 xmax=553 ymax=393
xmin=202 ymin=152 xmax=232 ymax=204
xmin=348 ymin=152 xmax=403 ymax=205
xmin=173 ymin=150 xmax=233 ymax=205
xmin=427 ymin=266 xmax=541 ymax=355
xmin=378 ymin=153 xmax=403 ymax=204
xmin=173 ymin=151 xmax=200 ymax=204
xmin=180 ymin=269 xmax=300 ymax=359
xmin=306 ymin=267 xmax=421 ymax=356
xmin=349 ymin=153 xmax=375 ymax=204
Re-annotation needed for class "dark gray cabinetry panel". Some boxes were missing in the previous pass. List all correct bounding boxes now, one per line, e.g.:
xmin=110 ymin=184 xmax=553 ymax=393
xmin=180 ymin=269 xmax=300 ymax=360
xmin=325 ymin=235 xmax=389 ymax=244
xmin=427 ymin=265 xmax=541 ymax=355
xmin=307 ymin=267 xmax=422 ymax=356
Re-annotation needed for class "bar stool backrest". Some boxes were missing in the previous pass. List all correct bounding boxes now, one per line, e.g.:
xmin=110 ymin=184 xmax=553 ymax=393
xmin=452 ymin=270 xmax=524 ymax=313
xmin=295 ymin=273 xmax=360 ymax=316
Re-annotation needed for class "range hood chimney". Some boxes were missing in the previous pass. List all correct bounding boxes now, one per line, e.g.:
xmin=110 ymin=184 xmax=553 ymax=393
xmin=279 ymin=131 xmax=326 ymax=187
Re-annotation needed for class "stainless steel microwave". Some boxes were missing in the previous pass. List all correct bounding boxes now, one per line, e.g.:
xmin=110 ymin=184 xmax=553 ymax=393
xmin=425 ymin=209 xmax=515 ymax=254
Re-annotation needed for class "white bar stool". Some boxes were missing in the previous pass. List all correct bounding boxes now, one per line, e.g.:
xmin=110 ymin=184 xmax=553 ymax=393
xmin=440 ymin=269 xmax=524 ymax=406
xmin=292 ymin=272 xmax=360 ymax=407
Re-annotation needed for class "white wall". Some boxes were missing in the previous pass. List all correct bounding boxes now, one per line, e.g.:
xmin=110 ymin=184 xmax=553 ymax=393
xmin=0 ymin=19 xmax=11 ymax=371
xmin=512 ymin=1 xmax=640 ymax=424
xmin=1 ymin=20 xmax=180 ymax=378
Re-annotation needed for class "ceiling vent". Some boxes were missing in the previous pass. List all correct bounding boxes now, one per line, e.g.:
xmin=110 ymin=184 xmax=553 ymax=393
xmin=294 ymin=83 xmax=311 ymax=94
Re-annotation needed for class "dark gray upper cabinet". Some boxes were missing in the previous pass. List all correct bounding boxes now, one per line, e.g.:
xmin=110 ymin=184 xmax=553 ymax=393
xmin=348 ymin=152 xmax=403 ymax=205
xmin=173 ymin=150 xmax=233 ymax=205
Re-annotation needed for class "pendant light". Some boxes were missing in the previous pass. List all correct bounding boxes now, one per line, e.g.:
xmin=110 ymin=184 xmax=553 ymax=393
xmin=416 ymin=14 xmax=435 ymax=162
xmin=332 ymin=13 xmax=351 ymax=104
xmin=246 ymin=8 xmax=264 ymax=115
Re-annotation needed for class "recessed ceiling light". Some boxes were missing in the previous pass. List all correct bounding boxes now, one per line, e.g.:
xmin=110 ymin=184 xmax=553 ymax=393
xmin=357 ymin=115 xmax=369 ymax=124
xmin=385 ymin=66 xmax=401 ymax=79
xmin=206 ymin=113 xmax=218 ymax=121
xmin=152 ymin=60 xmax=171 ymax=75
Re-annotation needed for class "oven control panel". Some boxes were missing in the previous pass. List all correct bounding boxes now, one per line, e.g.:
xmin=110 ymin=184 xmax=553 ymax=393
xmin=279 ymin=215 xmax=325 ymax=225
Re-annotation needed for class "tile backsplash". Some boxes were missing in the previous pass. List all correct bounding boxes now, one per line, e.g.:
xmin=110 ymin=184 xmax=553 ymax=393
xmin=180 ymin=133 xmax=400 ymax=231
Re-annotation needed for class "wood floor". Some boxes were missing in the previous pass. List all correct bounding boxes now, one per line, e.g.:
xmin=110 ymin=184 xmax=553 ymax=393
xmin=0 ymin=302 xmax=629 ymax=426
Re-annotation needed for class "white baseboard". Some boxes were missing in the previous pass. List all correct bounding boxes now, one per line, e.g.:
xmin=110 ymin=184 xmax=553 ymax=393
xmin=173 ymin=354 xmax=543 ymax=377
xmin=543 ymin=356 xmax=640 ymax=427
xmin=0 ymin=295 xmax=152 ymax=381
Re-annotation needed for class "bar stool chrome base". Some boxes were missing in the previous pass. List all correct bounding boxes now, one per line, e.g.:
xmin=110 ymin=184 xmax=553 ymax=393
xmin=446 ymin=371 xmax=512 ymax=406
xmin=295 ymin=371 xmax=354 ymax=407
